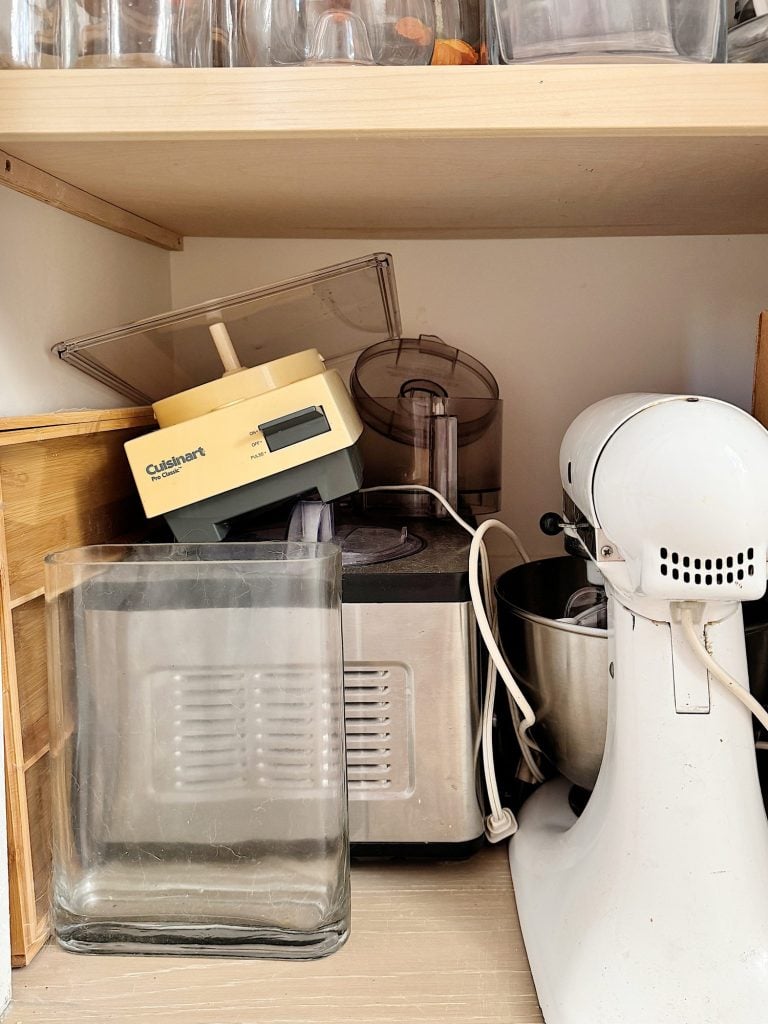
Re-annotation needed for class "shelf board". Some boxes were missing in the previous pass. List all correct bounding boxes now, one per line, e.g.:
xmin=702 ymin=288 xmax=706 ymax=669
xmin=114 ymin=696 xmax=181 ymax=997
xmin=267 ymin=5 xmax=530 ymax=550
xmin=0 ymin=66 xmax=767 ymax=243
xmin=6 ymin=847 xmax=543 ymax=1024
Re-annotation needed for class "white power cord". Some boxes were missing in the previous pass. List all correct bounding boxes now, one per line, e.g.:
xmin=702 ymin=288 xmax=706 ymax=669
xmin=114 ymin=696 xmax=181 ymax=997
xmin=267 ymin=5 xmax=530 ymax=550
xmin=679 ymin=603 xmax=768 ymax=735
xmin=469 ymin=521 xmax=544 ymax=777
xmin=360 ymin=485 xmax=544 ymax=842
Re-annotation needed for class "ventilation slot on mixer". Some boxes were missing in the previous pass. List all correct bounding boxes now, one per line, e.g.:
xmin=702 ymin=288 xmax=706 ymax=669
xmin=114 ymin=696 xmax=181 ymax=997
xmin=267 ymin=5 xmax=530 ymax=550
xmin=344 ymin=669 xmax=393 ymax=790
xmin=659 ymin=547 xmax=756 ymax=586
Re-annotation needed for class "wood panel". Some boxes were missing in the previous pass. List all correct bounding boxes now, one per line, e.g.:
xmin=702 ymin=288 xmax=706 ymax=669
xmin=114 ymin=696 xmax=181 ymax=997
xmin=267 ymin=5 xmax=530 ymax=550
xmin=0 ymin=406 xmax=154 ymax=435
xmin=7 ymin=134 xmax=768 ymax=240
xmin=1 ymin=66 xmax=767 ymax=139
xmin=11 ymin=598 xmax=48 ymax=762
xmin=5 ymin=847 xmax=543 ymax=1024
xmin=0 ymin=489 xmax=38 ymax=963
xmin=24 ymin=755 xmax=50 ymax=924
xmin=0 ymin=67 xmax=767 ymax=240
xmin=752 ymin=312 xmax=768 ymax=428
xmin=8 ymin=135 xmax=768 ymax=241
xmin=0 ymin=409 xmax=153 ymax=966
xmin=1 ymin=428 xmax=146 ymax=603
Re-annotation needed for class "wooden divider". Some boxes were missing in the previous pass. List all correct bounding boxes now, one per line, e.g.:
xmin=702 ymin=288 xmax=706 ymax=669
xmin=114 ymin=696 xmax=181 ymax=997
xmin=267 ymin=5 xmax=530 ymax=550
xmin=752 ymin=312 xmax=768 ymax=428
xmin=0 ymin=408 xmax=153 ymax=965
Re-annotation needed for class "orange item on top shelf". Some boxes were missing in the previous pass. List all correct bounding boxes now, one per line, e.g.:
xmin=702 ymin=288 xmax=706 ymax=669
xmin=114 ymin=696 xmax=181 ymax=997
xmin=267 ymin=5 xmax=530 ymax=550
xmin=431 ymin=37 xmax=479 ymax=64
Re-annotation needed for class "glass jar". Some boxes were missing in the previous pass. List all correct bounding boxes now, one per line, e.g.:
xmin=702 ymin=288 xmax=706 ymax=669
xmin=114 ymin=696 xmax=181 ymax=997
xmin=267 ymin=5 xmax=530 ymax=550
xmin=46 ymin=542 xmax=350 ymax=959
xmin=71 ymin=0 xmax=213 ymax=66
xmin=490 ymin=0 xmax=727 ymax=63
xmin=0 ymin=0 xmax=72 ymax=67
xmin=431 ymin=0 xmax=486 ymax=63
xmin=729 ymin=0 xmax=768 ymax=60
xmin=213 ymin=0 xmax=239 ymax=64
xmin=238 ymin=0 xmax=435 ymax=65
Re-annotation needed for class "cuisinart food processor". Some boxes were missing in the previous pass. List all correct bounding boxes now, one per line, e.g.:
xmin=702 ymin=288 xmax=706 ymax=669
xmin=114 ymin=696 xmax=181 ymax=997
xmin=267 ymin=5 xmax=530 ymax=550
xmin=124 ymin=331 xmax=364 ymax=542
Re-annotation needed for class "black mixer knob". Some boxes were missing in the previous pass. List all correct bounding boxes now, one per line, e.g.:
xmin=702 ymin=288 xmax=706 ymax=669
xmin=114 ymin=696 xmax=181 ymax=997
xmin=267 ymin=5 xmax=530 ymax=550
xmin=540 ymin=512 xmax=564 ymax=537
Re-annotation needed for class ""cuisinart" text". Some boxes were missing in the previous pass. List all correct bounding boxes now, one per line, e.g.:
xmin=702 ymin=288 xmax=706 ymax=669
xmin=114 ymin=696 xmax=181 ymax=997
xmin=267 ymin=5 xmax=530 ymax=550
xmin=146 ymin=447 xmax=206 ymax=480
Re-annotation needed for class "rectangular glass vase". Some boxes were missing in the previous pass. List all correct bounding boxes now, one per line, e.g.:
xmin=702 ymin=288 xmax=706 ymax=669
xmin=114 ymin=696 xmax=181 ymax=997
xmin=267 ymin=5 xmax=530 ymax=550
xmin=46 ymin=542 xmax=350 ymax=959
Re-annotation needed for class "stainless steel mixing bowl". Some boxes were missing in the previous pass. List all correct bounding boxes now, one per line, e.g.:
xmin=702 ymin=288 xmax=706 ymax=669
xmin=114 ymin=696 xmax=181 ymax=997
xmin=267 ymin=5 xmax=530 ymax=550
xmin=495 ymin=556 xmax=608 ymax=790
xmin=495 ymin=556 xmax=768 ymax=791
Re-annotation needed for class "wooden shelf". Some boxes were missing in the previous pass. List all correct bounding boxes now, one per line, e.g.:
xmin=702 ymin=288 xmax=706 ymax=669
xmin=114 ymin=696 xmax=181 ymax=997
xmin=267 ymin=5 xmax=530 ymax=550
xmin=5 ymin=847 xmax=543 ymax=1024
xmin=0 ymin=66 xmax=767 ymax=245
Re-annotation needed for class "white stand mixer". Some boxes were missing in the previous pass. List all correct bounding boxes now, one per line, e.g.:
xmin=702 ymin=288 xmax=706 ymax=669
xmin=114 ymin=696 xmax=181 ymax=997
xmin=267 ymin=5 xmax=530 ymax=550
xmin=510 ymin=394 xmax=768 ymax=1024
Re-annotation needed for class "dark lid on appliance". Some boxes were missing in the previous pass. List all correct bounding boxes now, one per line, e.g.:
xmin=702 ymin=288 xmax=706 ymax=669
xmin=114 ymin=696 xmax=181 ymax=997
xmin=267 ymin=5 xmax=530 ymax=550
xmin=342 ymin=516 xmax=472 ymax=603
xmin=350 ymin=334 xmax=500 ymax=446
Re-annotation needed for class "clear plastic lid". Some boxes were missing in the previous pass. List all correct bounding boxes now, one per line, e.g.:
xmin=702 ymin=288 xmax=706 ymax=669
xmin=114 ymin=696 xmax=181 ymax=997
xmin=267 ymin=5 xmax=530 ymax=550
xmin=54 ymin=253 xmax=401 ymax=405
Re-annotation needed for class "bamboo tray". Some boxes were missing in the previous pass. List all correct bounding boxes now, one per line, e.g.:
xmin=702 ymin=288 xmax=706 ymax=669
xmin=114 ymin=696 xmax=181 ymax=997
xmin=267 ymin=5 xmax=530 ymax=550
xmin=0 ymin=407 xmax=154 ymax=965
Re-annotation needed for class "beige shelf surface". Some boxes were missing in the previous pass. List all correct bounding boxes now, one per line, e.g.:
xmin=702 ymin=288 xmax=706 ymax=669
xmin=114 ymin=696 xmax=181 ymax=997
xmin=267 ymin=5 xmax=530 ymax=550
xmin=4 ymin=846 xmax=542 ymax=1024
xmin=0 ymin=66 xmax=767 ymax=242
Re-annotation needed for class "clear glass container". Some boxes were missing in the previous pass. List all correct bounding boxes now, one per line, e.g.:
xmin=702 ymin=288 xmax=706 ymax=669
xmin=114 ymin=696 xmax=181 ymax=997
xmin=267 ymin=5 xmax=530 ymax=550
xmin=490 ymin=0 xmax=727 ymax=63
xmin=237 ymin=0 xmax=435 ymax=65
xmin=0 ymin=0 xmax=72 ymax=67
xmin=71 ymin=0 xmax=213 ymax=67
xmin=46 ymin=542 xmax=350 ymax=958
xmin=431 ymin=0 xmax=486 ymax=63
xmin=729 ymin=0 xmax=768 ymax=60
xmin=213 ymin=0 xmax=238 ymax=64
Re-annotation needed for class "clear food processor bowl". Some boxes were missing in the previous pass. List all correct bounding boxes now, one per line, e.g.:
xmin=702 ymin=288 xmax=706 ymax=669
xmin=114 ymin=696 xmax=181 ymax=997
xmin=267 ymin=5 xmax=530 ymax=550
xmin=350 ymin=334 xmax=503 ymax=517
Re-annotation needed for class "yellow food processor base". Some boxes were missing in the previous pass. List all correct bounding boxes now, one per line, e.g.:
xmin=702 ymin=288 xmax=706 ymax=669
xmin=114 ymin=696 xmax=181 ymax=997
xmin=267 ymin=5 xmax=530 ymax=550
xmin=125 ymin=347 xmax=364 ymax=542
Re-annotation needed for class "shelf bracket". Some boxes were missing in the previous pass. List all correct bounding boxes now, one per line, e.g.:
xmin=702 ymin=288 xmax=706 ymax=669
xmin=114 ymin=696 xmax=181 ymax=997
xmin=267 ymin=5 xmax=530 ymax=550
xmin=0 ymin=148 xmax=183 ymax=251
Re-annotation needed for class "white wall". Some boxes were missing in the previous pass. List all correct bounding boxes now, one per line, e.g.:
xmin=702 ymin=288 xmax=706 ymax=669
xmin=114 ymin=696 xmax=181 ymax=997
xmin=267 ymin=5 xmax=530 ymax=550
xmin=0 ymin=188 xmax=171 ymax=416
xmin=171 ymin=235 xmax=768 ymax=559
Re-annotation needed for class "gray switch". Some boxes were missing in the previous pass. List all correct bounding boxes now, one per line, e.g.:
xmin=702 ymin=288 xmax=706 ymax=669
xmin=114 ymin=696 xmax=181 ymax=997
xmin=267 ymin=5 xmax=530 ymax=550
xmin=259 ymin=406 xmax=331 ymax=453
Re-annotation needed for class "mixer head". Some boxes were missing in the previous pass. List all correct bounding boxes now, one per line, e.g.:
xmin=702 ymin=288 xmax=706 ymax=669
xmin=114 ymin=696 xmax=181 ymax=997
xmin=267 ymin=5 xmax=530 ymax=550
xmin=558 ymin=394 xmax=768 ymax=602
